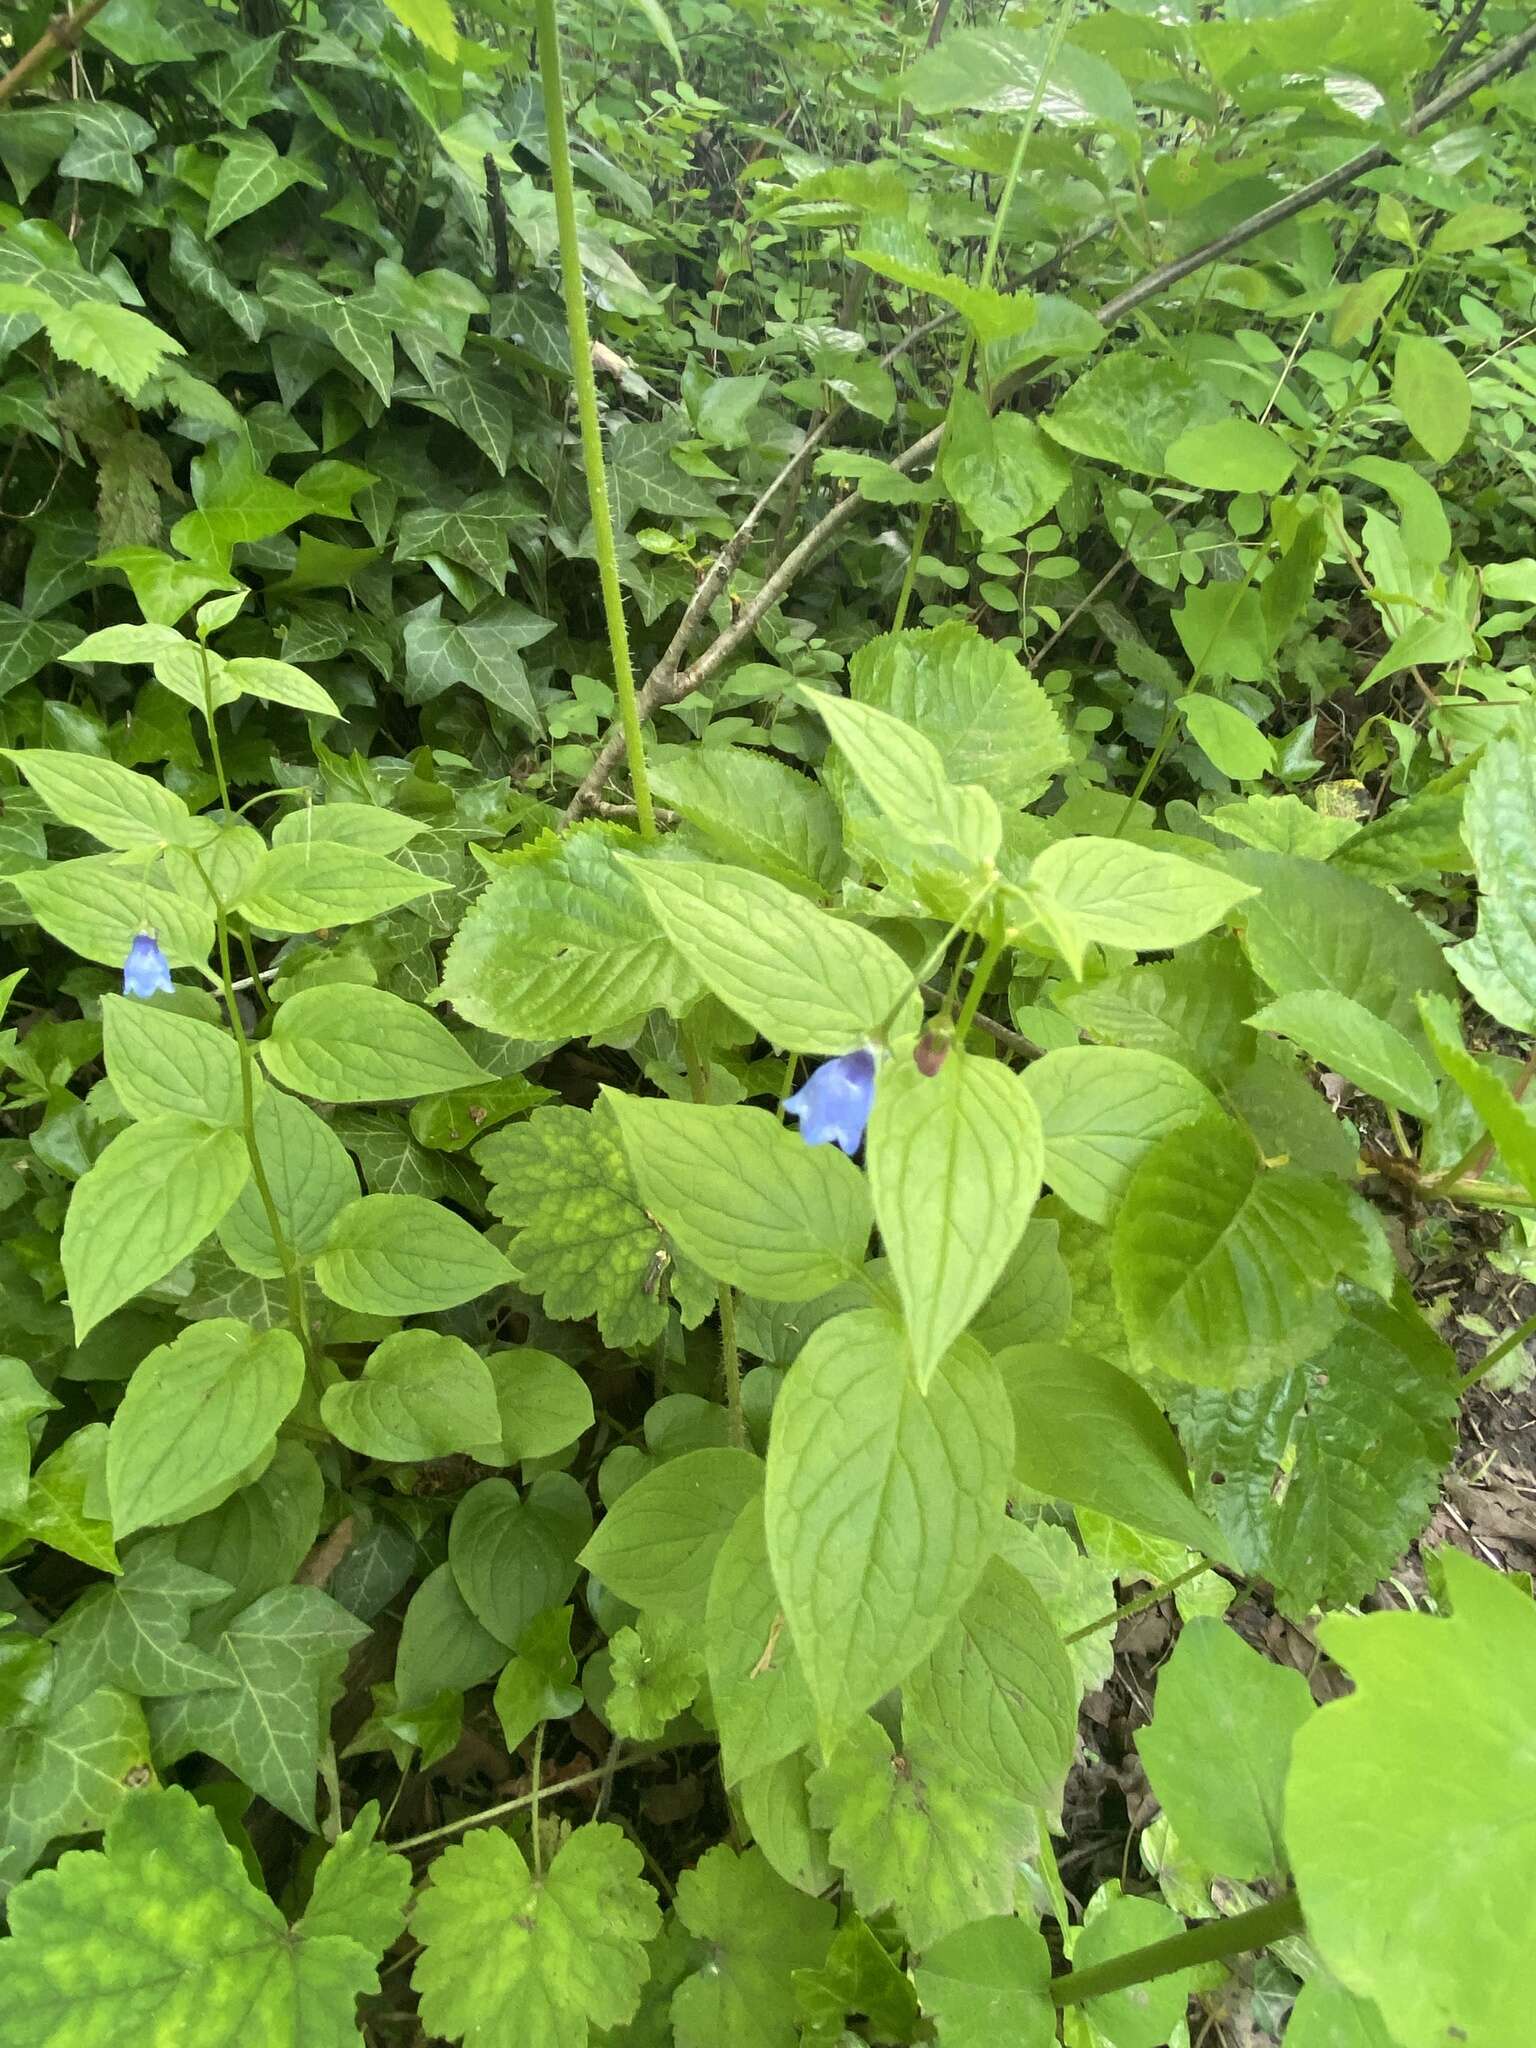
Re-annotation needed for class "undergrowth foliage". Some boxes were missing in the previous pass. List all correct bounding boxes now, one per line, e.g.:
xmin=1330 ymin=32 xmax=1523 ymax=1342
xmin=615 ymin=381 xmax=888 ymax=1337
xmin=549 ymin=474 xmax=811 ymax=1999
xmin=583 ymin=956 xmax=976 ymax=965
xmin=1 ymin=0 xmax=1535 ymax=2043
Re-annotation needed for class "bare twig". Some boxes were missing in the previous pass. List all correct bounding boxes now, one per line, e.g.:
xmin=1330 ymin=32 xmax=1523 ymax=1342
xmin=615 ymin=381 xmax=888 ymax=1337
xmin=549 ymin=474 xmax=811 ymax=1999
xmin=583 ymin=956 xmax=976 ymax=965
xmin=295 ymin=1515 xmax=357 ymax=1589
xmin=1422 ymin=0 xmax=1491 ymax=102
xmin=566 ymin=19 xmax=1536 ymax=818
xmin=0 ymin=0 xmax=112 ymax=104
xmin=921 ymin=981 xmax=1043 ymax=1058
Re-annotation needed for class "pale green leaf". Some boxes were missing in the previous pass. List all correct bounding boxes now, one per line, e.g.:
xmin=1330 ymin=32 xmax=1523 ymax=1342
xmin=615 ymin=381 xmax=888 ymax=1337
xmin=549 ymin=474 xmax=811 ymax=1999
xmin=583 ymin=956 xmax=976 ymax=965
xmin=314 ymin=1193 xmax=514 ymax=1316
xmin=671 ymin=1846 xmax=833 ymax=2048
xmin=1392 ymin=334 xmax=1470 ymax=465
xmin=13 ymin=853 xmax=213 ymax=972
xmin=221 ymin=656 xmax=341 ymax=718
xmin=1023 ymin=1045 xmax=1217 ymax=1224
xmin=915 ymin=1918 xmax=1056 ymax=2048
xmin=1023 ymin=837 xmax=1256 ymax=976
xmin=1164 ymin=418 xmax=1296 ymax=494
xmin=215 ymin=1087 xmax=359 ymax=1277
xmin=262 ymin=983 xmax=492 ymax=1102
xmin=1045 ymin=354 xmax=1228 ymax=475
xmin=607 ymin=1614 xmax=704 ymax=1740
xmin=1182 ymin=695 xmax=1275 ymax=780
xmin=706 ymin=1496 xmax=817 ymax=1786
xmin=381 ymin=0 xmax=458 ymax=59
xmin=234 ymin=843 xmax=445 ymax=932
xmin=581 ymin=1447 xmax=763 ymax=1622
xmin=1 ymin=749 xmax=209 ymax=851
xmin=48 ymin=1539 xmax=235 ymax=1715
xmin=807 ymin=687 xmax=1001 ymax=868
xmin=320 ymin=1330 xmax=500 ymax=1462
xmin=1250 ymin=991 xmax=1439 ymax=1118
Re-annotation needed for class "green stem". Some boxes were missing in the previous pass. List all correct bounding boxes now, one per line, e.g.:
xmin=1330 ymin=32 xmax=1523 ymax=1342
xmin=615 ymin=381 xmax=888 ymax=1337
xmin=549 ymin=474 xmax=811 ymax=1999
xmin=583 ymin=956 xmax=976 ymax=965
xmin=954 ymin=923 xmax=1007 ymax=1042
xmin=1051 ymin=1891 xmax=1305 ymax=2007
xmin=718 ymin=1284 xmax=746 ymax=1448
xmin=1062 ymin=1559 xmax=1214 ymax=1644
xmin=198 ymin=644 xmax=233 ymax=817
xmin=535 ymin=0 xmax=655 ymax=839
xmin=876 ymin=882 xmax=997 ymax=1041
xmin=1462 ymin=1307 xmax=1536 ymax=1389
xmin=530 ymin=1721 xmax=545 ymax=1880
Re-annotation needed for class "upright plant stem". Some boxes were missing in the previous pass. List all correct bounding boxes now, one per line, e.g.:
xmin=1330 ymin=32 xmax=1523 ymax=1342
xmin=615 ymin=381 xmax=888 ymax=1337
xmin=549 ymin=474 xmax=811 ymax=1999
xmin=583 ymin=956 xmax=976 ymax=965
xmin=534 ymin=0 xmax=656 ymax=839
xmin=717 ymin=1283 xmax=746 ymax=1448
xmin=954 ymin=924 xmax=1007 ymax=1042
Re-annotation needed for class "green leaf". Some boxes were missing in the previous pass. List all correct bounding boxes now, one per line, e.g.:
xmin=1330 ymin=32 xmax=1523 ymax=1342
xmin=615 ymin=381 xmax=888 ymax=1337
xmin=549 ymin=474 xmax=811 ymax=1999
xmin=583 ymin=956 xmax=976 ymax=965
xmin=808 ymin=687 xmax=1001 ymax=868
xmin=48 ymin=1539 xmax=235 ymax=1715
xmin=808 ymin=1712 xmax=1034 ymax=1947
xmin=607 ymin=1093 xmax=871 ymax=1302
xmin=1182 ymin=1286 xmax=1459 ymax=1612
xmin=1022 ymin=1045 xmax=1217 ymax=1224
xmin=903 ymin=1552 xmax=1076 ymax=1813
xmin=43 ymin=301 xmax=184 ymax=403
xmin=412 ymin=1824 xmax=660 ymax=2048
xmin=1285 ymin=1979 xmax=1399 ymax=2048
xmin=14 ymin=853 xmax=213 ymax=972
xmin=607 ymin=1613 xmax=705 ymax=1739
xmin=1286 ymin=1552 xmax=1536 ymax=2048
xmin=478 ymin=1102 xmax=701 ymax=1350
xmin=1069 ymin=1891 xmax=1191 ymax=2048
xmin=621 ymin=856 xmax=918 ymax=1053
xmin=102 ymin=995 xmax=243 ymax=1126
xmin=764 ymin=1306 xmax=1011 ymax=1728
xmin=672 ymin=1845 xmax=834 ymax=2048
xmin=1418 ymin=991 xmax=1536 ymax=1197
xmin=492 ymin=1607 xmax=582 ymax=1751
xmin=321 ymin=1330 xmax=500 ymax=1462
xmin=395 ymin=1562 xmax=510 ymax=1708
xmin=1237 ymin=851 xmax=1458 ymax=1042
xmin=0 ymin=1675 xmax=153 ymax=1893
xmin=314 ymin=1193 xmax=515 ymax=1316
xmin=450 ymin=1473 xmax=592 ymax=1645
xmin=649 ymin=746 xmax=843 ymax=895
xmin=1045 ymin=355 xmax=1228 ymax=476
xmin=234 ymin=843 xmax=445 ymax=932
xmin=107 ymin=1319 xmax=305 ymax=1539
xmin=851 ymin=622 xmax=1069 ymax=810
xmin=216 ymin=1087 xmax=359 ymax=1276
xmin=440 ymin=830 xmax=701 ymax=1041
xmin=899 ymin=25 xmax=1136 ymax=129
xmin=207 ymin=131 xmax=324 ymax=238
xmin=1022 ymin=837 xmax=1256 ymax=977
xmin=61 ymin=1116 xmax=251 ymax=1341
xmin=262 ymin=983 xmax=492 ymax=1102
xmin=940 ymin=390 xmax=1070 ymax=538
xmin=221 ymin=656 xmax=341 ymax=719
xmin=581 ymin=1447 xmax=763 ymax=1621
xmin=381 ymin=0 xmax=458 ymax=59
xmin=1164 ymin=419 xmax=1297 ymax=494
xmin=1392 ymin=334 xmax=1470 ymax=465
xmin=915 ymin=1918 xmax=1056 ymax=2048
xmin=480 ymin=1348 xmax=595 ymax=1463
xmin=172 ymin=1441 xmax=322 ymax=1633
xmin=149 ymin=1587 xmax=368 ymax=1828
xmin=706 ymin=1496 xmax=818 ymax=1786
xmin=1181 ymin=695 xmax=1275 ymax=779
xmin=1057 ymin=935 xmax=1259 ymax=1081
xmin=1249 ymin=991 xmax=1439 ymax=1118
xmin=1112 ymin=1117 xmax=1373 ymax=1386
xmin=851 ymin=220 xmax=1036 ymax=345
xmin=998 ymin=1343 xmax=1228 ymax=1558
xmin=1 ymin=748 xmax=210 ymax=851
xmin=868 ymin=1053 xmax=1044 ymax=1390
xmin=1138 ymin=1616 xmax=1313 ymax=1880
xmin=1451 ymin=708 xmax=1536 ymax=1029
xmin=0 ymin=1787 xmax=407 ymax=2045
xmin=1429 ymin=203 xmax=1526 ymax=254
xmin=0 ymin=1359 xmax=56 ymax=1521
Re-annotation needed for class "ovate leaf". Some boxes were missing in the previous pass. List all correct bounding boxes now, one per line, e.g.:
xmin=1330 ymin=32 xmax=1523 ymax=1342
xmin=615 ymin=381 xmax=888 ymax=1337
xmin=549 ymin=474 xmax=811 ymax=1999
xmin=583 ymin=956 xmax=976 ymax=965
xmin=705 ymin=1497 xmax=818 ymax=1786
xmin=1392 ymin=335 xmax=1470 ymax=465
xmin=1249 ymin=991 xmax=1439 ymax=1118
xmin=1023 ymin=837 xmax=1256 ymax=976
xmin=314 ymin=1194 xmax=514 ymax=1315
xmin=102 ymin=996 xmax=243 ymax=1126
xmin=1 ymin=748 xmax=209 ymax=851
xmin=764 ymin=1307 xmax=1011 ymax=1728
xmin=262 ymin=983 xmax=493 ymax=1102
xmin=320 ymin=1330 xmax=500 ymax=1462
xmin=1023 ymin=1045 xmax=1216 ymax=1224
xmin=916 ymin=1917 xmax=1056 ymax=2048
xmin=672 ymin=1845 xmax=834 ymax=2048
xmin=581 ymin=1448 xmax=763 ymax=1622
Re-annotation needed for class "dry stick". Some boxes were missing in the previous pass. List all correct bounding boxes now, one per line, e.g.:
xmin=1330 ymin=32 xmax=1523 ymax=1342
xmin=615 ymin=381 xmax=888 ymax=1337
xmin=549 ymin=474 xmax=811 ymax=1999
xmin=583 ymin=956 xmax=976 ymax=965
xmin=0 ymin=0 xmax=112 ymax=103
xmin=567 ymin=20 xmax=1536 ymax=820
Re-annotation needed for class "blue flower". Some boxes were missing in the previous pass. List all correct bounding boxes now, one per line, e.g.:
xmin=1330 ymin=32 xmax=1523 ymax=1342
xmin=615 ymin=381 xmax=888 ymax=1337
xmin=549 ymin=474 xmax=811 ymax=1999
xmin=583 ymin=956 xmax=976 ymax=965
xmin=122 ymin=931 xmax=173 ymax=1000
xmin=785 ymin=1049 xmax=877 ymax=1155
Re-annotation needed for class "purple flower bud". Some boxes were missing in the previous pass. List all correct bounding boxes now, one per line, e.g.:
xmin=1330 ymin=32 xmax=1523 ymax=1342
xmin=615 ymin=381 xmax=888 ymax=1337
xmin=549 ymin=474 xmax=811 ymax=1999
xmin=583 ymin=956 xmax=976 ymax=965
xmin=784 ymin=1049 xmax=877 ymax=1155
xmin=122 ymin=931 xmax=173 ymax=1001
xmin=914 ymin=1026 xmax=951 ymax=1077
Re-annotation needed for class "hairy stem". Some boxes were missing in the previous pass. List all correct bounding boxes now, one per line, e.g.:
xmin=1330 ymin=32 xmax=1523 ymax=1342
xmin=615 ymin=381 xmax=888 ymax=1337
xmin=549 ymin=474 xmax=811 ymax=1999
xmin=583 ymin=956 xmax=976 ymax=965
xmin=534 ymin=0 xmax=655 ymax=838
xmin=1050 ymin=1891 xmax=1305 ymax=2006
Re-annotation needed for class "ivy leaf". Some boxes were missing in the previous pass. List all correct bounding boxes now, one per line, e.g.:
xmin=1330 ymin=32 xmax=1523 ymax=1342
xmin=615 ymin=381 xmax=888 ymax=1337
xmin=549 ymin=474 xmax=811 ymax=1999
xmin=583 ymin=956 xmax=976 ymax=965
xmin=1287 ymin=1552 xmax=1536 ymax=2048
xmin=477 ymin=1101 xmax=712 ymax=1349
xmin=671 ymin=1845 xmax=835 ymax=2048
xmin=606 ymin=1614 xmax=705 ymax=1739
xmin=0 ymin=1787 xmax=408 ymax=2045
xmin=208 ymin=132 xmax=324 ymax=237
xmin=412 ymin=1823 xmax=661 ymax=2047
xmin=148 ymin=1585 xmax=368 ymax=1828
xmin=809 ymin=1713 xmax=1035 ymax=1947
xmin=0 ymin=1659 xmax=154 ymax=1892
xmin=49 ymin=1537 xmax=236 ymax=1716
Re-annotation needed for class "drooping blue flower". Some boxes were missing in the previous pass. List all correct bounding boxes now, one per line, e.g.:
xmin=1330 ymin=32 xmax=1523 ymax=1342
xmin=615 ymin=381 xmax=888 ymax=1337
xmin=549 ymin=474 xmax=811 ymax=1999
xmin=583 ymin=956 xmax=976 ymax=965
xmin=122 ymin=931 xmax=173 ymax=1001
xmin=785 ymin=1049 xmax=877 ymax=1155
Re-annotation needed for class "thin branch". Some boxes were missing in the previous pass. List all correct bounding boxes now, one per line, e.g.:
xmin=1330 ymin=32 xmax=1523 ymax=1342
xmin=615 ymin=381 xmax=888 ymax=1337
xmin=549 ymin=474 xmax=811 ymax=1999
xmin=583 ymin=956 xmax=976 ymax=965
xmin=0 ymin=0 xmax=112 ymax=104
xmin=1422 ymin=0 xmax=1491 ymax=102
xmin=921 ymin=980 xmax=1042 ymax=1059
xmin=566 ymin=19 xmax=1536 ymax=817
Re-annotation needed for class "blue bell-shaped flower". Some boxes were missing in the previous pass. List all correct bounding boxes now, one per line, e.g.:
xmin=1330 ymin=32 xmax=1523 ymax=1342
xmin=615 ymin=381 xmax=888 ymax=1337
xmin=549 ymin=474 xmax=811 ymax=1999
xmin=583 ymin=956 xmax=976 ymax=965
xmin=122 ymin=931 xmax=174 ymax=1000
xmin=785 ymin=1049 xmax=877 ymax=1155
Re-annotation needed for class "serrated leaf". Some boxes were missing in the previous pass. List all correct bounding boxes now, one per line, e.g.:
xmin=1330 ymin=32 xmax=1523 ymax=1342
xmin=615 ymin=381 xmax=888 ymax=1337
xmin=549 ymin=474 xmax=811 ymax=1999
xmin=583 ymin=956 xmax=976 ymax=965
xmin=607 ymin=1614 xmax=705 ymax=1739
xmin=582 ymin=1448 xmax=762 ymax=1621
xmin=706 ymin=1497 xmax=817 ymax=1786
xmin=868 ymin=1054 xmax=1043 ymax=1390
xmin=607 ymin=1092 xmax=871 ymax=1301
xmin=234 ymin=842 xmax=445 ymax=932
xmin=62 ymin=1116 xmax=251 ymax=1341
xmin=1418 ymin=991 xmax=1536 ymax=1197
xmin=672 ymin=1845 xmax=834 ymax=2048
xmin=0 ymin=1787 xmax=407 ymax=2043
xmin=809 ymin=1713 xmax=1034 ymax=1947
xmin=649 ymin=745 xmax=843 ymax=893
xmin=1112 ymin=1117 xmax=1373 ymax=1386
xmin=321 ymin=1330 xmax=500 ymax=1462
xmin=149 ymin=1587 xmax=368 ymax=1829
xmin=1286 ymin=1553 xmax=1536 ymax=2048
xmin=107 ymin=1318 xmax=305 ymax=1538
xmin=43 ymin=301 xmax=184 ymax=403
xmin=1250 ymin=990 xmax=1439 ymax=1118
xmin=263 ymin=982 xmax=492 ymax=1101
xmin=621 ymin=855 xmax=918 ymax=1053
xmin=1023 ymin=1045 xmax=1217 ymax=1224
xmin=441 ymin=830 xmax=700 ymax=1041
xmin=764 ymin=1306 xmax=1011 ymax=1728
xmin=411 ymin=1823 xmax=660 ymax=2047
xmin=0 ymin=1673 xmax=153 ymax=1893
xmin=314 ymin=1193 xmax=514 ymax=1316
xmin=809 ymin=687 xmax=1001 ymax=868
xmin=1138 ymin=1617 xmax=1313 ymax=1879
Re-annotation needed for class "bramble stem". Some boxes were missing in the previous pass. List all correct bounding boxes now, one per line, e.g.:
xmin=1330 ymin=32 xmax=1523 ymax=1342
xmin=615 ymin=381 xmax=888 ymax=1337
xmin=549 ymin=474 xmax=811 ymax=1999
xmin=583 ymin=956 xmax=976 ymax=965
xmin=1050 ymin=1891 xmax=1305 ymax=2006
xmin=534 ymin=0 xmax=656 ymax=839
